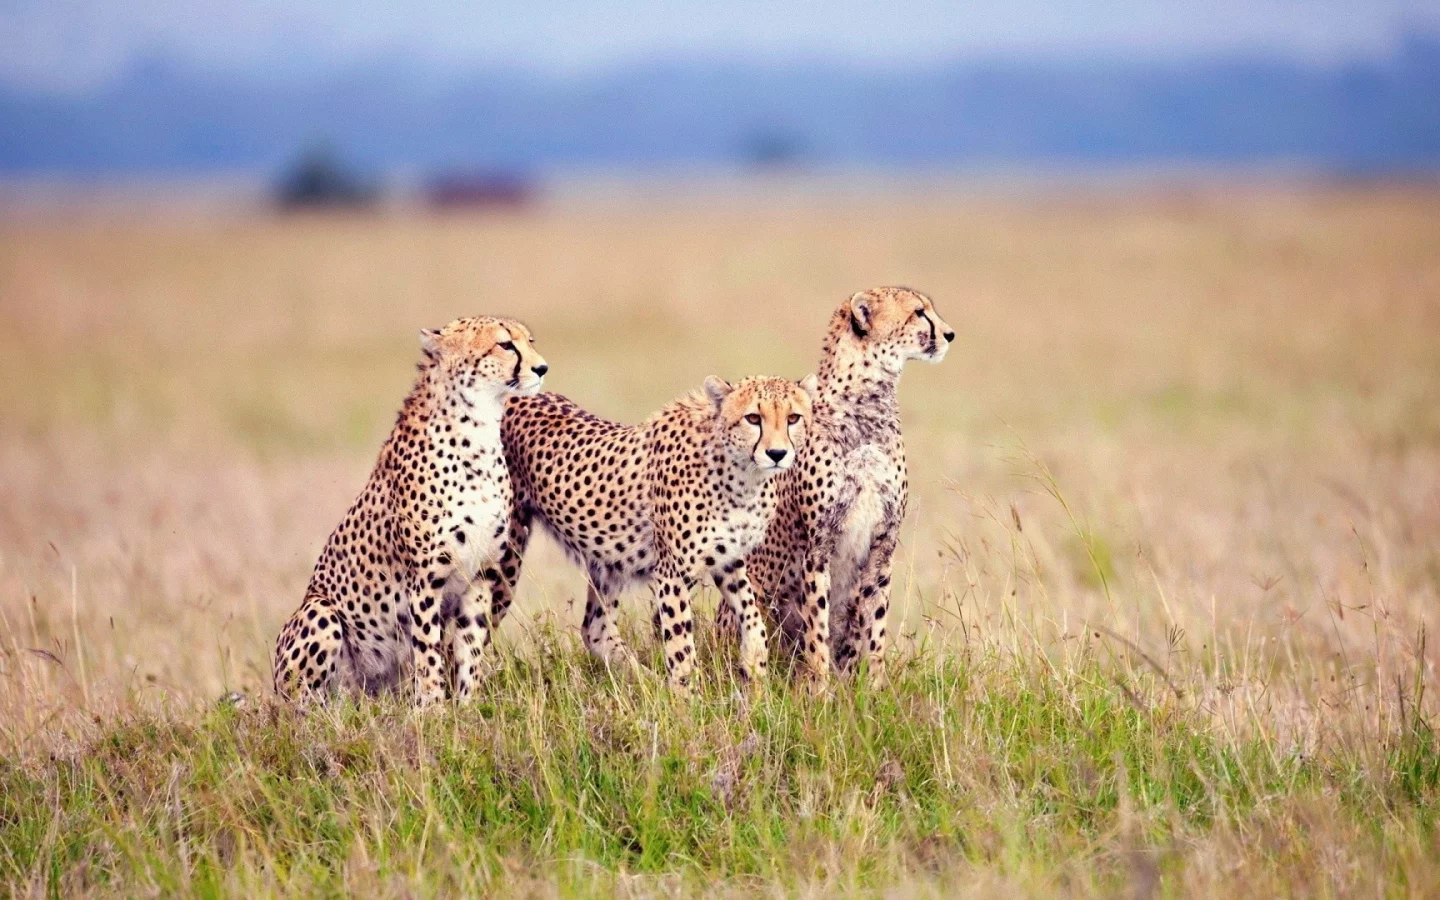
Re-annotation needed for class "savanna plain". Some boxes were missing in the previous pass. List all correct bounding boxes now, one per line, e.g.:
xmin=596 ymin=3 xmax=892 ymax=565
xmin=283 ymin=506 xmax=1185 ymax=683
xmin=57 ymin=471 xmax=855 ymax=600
xmin=1 ymin=185 xmax=1438 ymax=897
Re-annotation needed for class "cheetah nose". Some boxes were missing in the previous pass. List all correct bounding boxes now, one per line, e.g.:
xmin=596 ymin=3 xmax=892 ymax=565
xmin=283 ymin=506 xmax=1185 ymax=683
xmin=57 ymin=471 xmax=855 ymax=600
xmin=531 ymin=364 xmax=549 ymax=377
xmin=766 ymin=448 xmax=788 ymax=463
xmin=943 ymin=330 xmax=955 ymax=343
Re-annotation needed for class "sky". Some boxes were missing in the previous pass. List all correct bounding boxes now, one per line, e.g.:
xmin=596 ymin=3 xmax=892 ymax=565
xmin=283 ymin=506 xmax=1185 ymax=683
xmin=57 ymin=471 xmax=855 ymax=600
xmin=5 ymin=0 xmax=1440 ymax=92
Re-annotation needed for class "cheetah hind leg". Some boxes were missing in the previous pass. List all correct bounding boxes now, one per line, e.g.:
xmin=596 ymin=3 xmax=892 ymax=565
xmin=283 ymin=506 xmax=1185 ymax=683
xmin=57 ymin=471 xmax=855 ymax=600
xmin=272 ymin=594 xmax=363 ymax=703
xmin=583 ymin=582 xmax=640 ymax=676
xmin=713 ymin=568 xmax=768 ymax=683
xmin=715 ymin=561 xmax=804 ymax=679
xmin=441 ymin=611 xmax=460 ymax=699
xmin=713 ymin=595 xmax=740 ymax=641
xmin=707 ymin=575 xmax=740 ymax=676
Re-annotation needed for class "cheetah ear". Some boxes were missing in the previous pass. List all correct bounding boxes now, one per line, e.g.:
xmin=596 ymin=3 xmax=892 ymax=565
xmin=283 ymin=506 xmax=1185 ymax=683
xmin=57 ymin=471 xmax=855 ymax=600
xmin=799 ymin=373 xmax=819 ymax=399
xmin=703 ymin=375 xmax=733 ymax=410
xmin=419 ymin=328 xmax=442 ymax=359
xmin=849 ymin=292 xmax=872 ymax=338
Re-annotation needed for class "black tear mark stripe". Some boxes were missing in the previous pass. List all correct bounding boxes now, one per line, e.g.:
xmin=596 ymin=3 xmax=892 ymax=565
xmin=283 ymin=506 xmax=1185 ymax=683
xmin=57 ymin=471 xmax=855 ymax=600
xmin=919 ymin=311 xmax=936 ymax=349
xmin=503 ymin=342 xmax=522 ymax=385
xmin=850 ymin=311 xmax=867 ymax=338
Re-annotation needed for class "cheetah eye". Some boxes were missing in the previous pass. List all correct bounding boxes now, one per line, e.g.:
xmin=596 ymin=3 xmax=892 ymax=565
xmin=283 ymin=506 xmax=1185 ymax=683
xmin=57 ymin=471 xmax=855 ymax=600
xmin=498 ymin=341 xmax=516 ymax=352
xmin=744 ymin=413 xmax=762 ymax=426
xmin=787 ymin=413 xmax=801 ymax=425
xmin=914 ymin=309 xmax=926 ymax=319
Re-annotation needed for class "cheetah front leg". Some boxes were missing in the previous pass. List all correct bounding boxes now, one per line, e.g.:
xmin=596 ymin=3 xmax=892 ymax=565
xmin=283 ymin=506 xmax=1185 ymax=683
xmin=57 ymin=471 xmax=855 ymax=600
xmin=450 ymin=576 xmax=494 ymax=701
xmin=650 ymin=557 xmax=697 ymax=693
xmin=452 ymin=514 xmax=533 ymax=699
xmin=835 ymin=525 xmax=899 ymax=685
xmin=713 ymin=564 xmax=768 ymax=683
xmin=486 ymin=505 xmax=533 ymax=629
xmin=408 ymin=574 xmax=450 ymax=707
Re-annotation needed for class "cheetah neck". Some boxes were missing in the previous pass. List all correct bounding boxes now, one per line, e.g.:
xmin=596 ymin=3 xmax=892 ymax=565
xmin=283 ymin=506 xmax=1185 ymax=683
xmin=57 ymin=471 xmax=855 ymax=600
xmin=718 ymin=460 xmax=777 ymax=512
xmin=814 ymin=342 xmax=902 ymax=441
xmin=407 ymin=367 xmax=507 ymax=448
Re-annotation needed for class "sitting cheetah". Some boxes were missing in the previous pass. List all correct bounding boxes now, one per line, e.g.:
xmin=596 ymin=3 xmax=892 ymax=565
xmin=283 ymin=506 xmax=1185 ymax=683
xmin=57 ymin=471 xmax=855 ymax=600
xmin=272 ymin=316 xmax=549 ymax=706
xmin=500 ymin=375 xmax=816 ymax=690
xmin=717 ymin=287 xmax=954 ymax=687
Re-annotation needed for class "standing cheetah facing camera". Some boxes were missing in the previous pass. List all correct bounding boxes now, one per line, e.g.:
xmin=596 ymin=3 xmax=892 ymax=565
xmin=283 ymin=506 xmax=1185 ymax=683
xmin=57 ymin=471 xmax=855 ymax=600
xmin=717 ymin=287 xmax=954 ymax=688
xmin=501 ymin=375 xmax=816 ymax=690
xmin=273 ymin=316 xmax=548 ymax=706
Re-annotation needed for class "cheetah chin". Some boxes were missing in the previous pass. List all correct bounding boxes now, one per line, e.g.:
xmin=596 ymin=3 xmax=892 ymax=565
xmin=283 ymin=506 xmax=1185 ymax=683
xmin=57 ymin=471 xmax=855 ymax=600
xmin=509 ymin=373 xmax=547 ymax=395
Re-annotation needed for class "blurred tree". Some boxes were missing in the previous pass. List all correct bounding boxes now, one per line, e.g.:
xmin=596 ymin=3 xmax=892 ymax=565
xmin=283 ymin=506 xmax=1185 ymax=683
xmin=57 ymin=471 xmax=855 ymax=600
xmin=275 ymin=144 xmax=377 ymax=209
xmin=740 ymin=130 xmax=806 ymax=170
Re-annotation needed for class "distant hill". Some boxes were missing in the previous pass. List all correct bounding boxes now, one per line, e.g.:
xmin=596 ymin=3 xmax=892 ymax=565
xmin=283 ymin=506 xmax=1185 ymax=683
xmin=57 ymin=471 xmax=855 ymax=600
xmin=2 ymin=33 xmax=1438 ymax=177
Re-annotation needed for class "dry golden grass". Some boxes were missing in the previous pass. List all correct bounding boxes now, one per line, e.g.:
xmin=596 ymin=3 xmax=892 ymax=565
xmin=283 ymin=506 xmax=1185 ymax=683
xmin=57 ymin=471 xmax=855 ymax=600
xmin=1 ymin=185 xmax=1437 ymax=895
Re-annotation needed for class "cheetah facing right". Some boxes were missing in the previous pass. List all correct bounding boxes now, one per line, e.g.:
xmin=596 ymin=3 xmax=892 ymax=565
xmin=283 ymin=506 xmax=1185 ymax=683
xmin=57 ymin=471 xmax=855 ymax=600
xmin=272 ymin=316 xmax=548 ymax=706
xmin=501 ymin=375 xmax=816 ymax=690
xmin=718 ymin=287 xmax=954 ymax=688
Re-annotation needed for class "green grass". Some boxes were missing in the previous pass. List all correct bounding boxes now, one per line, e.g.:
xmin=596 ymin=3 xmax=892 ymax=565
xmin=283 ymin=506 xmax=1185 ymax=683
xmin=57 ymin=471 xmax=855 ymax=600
xmin=3 ymin=632 xmax=1436 ymax=897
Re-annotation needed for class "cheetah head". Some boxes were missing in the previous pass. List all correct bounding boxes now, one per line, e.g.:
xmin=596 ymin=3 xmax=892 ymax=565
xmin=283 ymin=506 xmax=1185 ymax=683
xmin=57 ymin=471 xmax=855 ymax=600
xmin=843 ymin=286 xmax=954 ymax=373
xmin=420 ymin=316 xmax=548 ymax=401
xmin=704 ymin=374 xmax=817 ymax=474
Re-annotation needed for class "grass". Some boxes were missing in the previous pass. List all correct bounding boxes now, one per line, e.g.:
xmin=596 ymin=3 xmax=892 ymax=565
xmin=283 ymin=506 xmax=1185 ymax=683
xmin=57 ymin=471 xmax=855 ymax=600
xmin=1 ymin=185 xmax=1439 ymax=895
xmin=4 ymin=631 xmax=1436 ymax=896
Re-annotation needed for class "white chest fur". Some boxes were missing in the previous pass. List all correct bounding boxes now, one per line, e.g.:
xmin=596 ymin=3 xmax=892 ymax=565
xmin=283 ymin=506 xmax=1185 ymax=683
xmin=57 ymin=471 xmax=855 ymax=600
xmin=449 ymin=486 xmax=508 ymax=575
xmin=838 ymin=445 xmax=898 ymax=559
xmin=828 ymin=444 xmax=901 ymax=611
xmin=717 ymin=501 xmax=771 ymax=560
xmin=435 ymin=400 xmax=509 ymax=578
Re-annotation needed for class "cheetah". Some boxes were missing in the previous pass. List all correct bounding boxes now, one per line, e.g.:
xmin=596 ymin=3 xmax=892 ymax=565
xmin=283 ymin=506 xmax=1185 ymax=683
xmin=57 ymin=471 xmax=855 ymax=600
xmin=500 ymin=375 xmax=816 ymax=690
xmin=272 ymin=316 xmax=549 ymax=706
xmin=717 ymin=287 xmax=954 ymax=688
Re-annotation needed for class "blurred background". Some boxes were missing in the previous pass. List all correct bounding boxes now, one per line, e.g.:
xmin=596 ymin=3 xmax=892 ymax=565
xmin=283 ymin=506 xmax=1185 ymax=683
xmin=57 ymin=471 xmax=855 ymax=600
xmin=1 ymin=2 xmax=1438 ymax=711
xmin=3 ymin=0 xmax=1440 ymax=201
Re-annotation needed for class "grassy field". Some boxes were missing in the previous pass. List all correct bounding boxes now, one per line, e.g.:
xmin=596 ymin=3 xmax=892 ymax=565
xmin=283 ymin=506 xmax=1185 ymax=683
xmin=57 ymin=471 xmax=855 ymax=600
xmin=1 ymin=185 xmax=1438 ymax=896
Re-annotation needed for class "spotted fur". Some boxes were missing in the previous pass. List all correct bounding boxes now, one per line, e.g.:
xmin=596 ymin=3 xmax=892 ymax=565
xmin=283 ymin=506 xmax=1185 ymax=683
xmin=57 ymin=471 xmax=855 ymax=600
xmin=272 ymin=316 xmax=548 ymax=706
xmin=501 ymin=375 xmax=816 ymax=690
xmin=717 ymin=287 xmax=954 ymax=688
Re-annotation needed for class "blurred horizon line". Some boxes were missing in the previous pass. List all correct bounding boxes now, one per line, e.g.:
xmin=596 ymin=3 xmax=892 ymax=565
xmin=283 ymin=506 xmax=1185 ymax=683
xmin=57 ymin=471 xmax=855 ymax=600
xmin=4 ymin=166 xmax=1438 ymax=216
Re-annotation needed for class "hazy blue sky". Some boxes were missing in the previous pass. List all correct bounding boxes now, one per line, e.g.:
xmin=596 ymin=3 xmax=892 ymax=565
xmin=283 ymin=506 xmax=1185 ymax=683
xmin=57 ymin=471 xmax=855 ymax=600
xmin=6 ymin=0 xmax=1440 ymax=91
